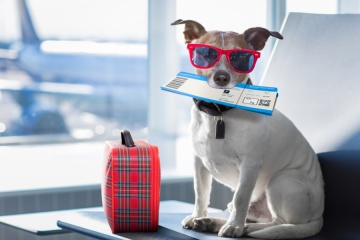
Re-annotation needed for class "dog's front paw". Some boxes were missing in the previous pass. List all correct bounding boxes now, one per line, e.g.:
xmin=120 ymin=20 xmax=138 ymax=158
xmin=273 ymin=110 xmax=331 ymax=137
xmin=218 ymin=222 xmax=244 ymax=238
xmin=181 ymin=215 xmax=196 ymax=229
xmin=193 ymin=217 xmax=222 ymax=232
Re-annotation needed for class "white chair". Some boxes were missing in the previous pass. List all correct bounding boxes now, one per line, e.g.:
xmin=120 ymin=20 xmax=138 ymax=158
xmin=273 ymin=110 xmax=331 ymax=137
xmin=262 ymin=12 xmax=360 ymax=152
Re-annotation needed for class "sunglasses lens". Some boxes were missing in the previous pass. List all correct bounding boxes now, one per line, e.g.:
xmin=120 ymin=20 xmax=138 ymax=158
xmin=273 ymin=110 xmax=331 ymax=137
xmin=229 ymin=52 xmax=255 ymax=72
xmin=192 ymin=47 xmax=218 ymax=67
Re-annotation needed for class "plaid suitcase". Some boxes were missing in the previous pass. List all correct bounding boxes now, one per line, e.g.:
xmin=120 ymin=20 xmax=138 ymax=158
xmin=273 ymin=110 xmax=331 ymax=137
xmin=101 ymin=130 xmax=161 ymax=233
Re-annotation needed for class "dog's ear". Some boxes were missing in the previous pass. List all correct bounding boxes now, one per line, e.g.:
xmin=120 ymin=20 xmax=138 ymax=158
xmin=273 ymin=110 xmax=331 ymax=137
xmin=171 ymin=19 xmax=206 ymax=44
xmin=243 ymin=27 xmax=283 ymax=51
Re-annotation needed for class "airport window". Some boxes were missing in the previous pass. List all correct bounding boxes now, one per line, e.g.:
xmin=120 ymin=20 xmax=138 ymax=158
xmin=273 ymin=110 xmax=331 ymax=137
xmin=0 ymin=0 xmax=270 ymax=192
xmin=1 ymin=0 xmax=352 ymax=193
xmin=0 ymin=0 xmax=272 ymax=192
xmin=0 ymin=0 xmax=149 ymax=191
xmin=0 ymin=0 xmax=148 ymax=142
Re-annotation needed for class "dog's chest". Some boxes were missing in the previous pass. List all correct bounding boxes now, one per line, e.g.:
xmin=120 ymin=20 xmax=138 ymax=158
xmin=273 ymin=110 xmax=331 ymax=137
xmin=189 ymin=107 xmax=242 ymax=182
xmin=189 ymin=106 xmax=272 ymax=188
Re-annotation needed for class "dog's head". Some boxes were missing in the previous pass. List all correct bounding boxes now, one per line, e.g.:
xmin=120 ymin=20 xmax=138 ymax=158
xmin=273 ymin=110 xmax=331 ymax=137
xmin=171 ymin=19 xmax=283 ymax=89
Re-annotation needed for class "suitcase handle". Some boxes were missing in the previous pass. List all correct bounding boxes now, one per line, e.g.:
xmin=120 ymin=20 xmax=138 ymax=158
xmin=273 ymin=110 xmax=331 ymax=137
xmin=121 ymin=130 xmax=135 ymax=147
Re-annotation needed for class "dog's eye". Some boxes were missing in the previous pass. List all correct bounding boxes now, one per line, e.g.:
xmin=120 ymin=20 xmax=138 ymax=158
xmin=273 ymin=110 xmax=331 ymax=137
xmin=230 ymin=52 xmax=254 ymax=71
xmin=230 ymin=52 xmax=251 ymax=62
xmin=195 ymin=47 xmax=217 ymax=59
xmin=230 ymin=54 xmax=237 ymax=61
xmin=230 ymin=52 xmax=243 ymax=61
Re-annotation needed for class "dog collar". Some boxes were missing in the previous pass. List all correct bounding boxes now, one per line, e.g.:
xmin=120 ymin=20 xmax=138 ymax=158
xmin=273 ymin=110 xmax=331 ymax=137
xmin=193 ymin=98 xmax=233 ymax=116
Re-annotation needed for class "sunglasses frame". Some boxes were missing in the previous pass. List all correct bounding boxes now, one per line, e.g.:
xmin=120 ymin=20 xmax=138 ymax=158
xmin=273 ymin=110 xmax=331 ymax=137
xmin=187 ymin=43 xmax=261 ymax=74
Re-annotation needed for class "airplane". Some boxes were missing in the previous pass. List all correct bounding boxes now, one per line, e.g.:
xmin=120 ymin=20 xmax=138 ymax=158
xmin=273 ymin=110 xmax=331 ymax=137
xmin=0 ymin=0 xmax=190 ymax=139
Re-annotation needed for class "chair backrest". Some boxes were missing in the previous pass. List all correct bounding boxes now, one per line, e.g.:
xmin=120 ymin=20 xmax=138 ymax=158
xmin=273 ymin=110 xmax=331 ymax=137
xmin=262 ymin=13 xmax=360 ymax=153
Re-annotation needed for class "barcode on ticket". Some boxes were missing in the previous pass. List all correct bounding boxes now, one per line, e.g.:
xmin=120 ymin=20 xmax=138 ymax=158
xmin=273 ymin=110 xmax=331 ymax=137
xmin=165 ymin=77 xmax=187 ymax=90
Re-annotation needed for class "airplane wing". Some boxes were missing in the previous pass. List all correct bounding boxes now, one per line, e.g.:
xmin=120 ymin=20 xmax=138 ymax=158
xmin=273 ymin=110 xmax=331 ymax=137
xmin=0 ymin=49 xmax=18 ymax=61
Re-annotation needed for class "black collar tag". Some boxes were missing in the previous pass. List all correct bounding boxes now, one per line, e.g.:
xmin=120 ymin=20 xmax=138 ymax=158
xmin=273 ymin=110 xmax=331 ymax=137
xmin=215 ymin=119 xmax=225 ymax=139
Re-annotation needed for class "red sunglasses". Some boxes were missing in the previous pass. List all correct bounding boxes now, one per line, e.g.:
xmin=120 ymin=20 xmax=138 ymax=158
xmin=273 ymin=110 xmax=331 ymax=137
xmin=187 ymin=43 xmax=261 ymax=74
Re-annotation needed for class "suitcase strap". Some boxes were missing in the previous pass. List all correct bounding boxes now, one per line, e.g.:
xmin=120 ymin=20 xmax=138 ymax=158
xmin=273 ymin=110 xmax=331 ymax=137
xmin=121 ymin=130 xmax=135 ymax=147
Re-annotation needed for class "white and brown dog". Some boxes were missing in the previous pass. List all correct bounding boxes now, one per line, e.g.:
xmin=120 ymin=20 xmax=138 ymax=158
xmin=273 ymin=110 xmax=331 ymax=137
xmin=171 ymin=19 xmax=324 ymax=239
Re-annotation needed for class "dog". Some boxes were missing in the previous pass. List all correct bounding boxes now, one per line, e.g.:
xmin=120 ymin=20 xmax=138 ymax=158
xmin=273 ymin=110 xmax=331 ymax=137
xmin=171 ymin=19 xmax=324 ymax=239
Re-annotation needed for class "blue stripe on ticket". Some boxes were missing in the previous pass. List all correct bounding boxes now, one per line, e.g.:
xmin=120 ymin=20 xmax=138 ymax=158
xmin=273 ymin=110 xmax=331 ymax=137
xmin=246 ymin=84 xmax=278 ymax=92
xmin=177 ymin=72 xmax=207 ymax=81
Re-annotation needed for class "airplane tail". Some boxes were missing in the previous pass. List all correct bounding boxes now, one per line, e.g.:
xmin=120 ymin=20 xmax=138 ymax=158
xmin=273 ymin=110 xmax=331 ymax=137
xmin=247 ymin=218 xmax=323 ymax=239
xmin=17 ymin=0 xmax=40 ymax=44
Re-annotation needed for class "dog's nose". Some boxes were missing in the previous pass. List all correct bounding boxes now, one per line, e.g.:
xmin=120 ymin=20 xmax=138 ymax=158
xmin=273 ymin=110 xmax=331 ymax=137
xmin=214 ymin=71 xmax=230 ymax=86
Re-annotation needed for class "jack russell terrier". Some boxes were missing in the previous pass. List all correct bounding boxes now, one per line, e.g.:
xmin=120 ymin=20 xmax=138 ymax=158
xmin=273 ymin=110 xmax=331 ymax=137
xmin=171 ymin=19 xmax=324 ymax=239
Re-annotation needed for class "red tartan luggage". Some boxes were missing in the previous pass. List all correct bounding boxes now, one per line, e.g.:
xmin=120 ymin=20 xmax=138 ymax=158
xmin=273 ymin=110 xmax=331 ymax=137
xmin=101 ymin=130 xmax=161 ymax=233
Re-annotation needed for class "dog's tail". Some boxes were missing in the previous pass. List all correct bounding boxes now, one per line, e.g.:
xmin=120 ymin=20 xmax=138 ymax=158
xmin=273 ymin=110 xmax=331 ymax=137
xmin=247 ymin=218 xmax=323 ymax=239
